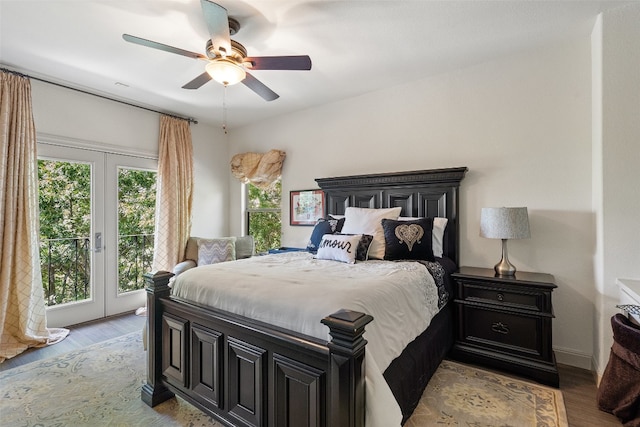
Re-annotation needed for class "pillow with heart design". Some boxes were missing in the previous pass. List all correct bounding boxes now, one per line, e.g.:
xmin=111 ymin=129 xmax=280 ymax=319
xmin=399 ymin=216 xmax=448 ymax=258
xmin=381 ymin=217 xmax=434 ymax=261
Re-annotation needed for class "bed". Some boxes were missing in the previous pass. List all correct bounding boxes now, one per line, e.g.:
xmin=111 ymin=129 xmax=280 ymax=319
xmin=142 ymin=167 xmax=467 ymax=427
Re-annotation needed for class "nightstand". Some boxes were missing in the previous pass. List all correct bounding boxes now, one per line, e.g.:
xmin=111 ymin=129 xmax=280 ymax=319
xmin=450 ymin=266 xmax=559 ymax=387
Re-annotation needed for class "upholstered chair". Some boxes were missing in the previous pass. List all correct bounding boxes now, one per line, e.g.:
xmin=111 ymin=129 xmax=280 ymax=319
xmin=172 ymin=235 xmax=255 ymax=277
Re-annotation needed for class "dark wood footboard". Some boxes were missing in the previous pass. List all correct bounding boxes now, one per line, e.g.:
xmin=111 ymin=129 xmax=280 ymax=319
xmin=142 ymin=270 xmax=373 ymax=427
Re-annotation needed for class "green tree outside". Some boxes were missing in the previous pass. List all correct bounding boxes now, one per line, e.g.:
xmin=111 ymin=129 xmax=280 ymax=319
xmin=117 ymin=167 xmax=156 ymax=293
xmin=38 ymin=159 xmax=91 ymax=305
xmin=247 ymin=181 xmax=282 ymax=253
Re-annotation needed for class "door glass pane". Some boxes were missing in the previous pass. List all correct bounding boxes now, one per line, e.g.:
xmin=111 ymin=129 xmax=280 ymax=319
xmin=38 ymin=159 xmax=91 ymax=306
xmin=117 ymin=167 xmax=156 ymax=294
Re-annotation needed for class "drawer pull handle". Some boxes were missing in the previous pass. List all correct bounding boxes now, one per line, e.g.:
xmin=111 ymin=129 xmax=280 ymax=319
xmin=497 ymin=293 xmax=504 ymax=302
xmin=491 ymin=322 xmax=510 ymax=335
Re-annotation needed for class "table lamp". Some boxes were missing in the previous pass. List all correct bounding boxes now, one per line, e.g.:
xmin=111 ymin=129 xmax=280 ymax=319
xmin=480 ymin=207 xmax=530 ymax=276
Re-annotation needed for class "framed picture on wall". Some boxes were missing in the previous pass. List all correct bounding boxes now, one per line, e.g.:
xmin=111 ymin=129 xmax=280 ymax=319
xmin=290 ymin=190 xmax=325 ymax=226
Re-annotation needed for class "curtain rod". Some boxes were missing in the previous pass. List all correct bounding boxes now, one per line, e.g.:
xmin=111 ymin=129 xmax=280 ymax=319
xmin=0 ymin=66 xmax=198 ymax=124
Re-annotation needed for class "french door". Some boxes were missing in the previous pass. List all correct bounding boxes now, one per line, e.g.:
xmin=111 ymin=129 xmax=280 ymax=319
xmin=38 ymin=143 xmax=157 ymax=327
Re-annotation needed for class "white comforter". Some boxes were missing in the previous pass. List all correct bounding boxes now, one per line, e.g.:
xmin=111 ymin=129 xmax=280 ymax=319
xmin=172 ymin=252 xmax=441 ymax=427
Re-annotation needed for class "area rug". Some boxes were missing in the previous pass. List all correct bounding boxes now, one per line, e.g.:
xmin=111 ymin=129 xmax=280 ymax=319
xmin=0 ymin=332 xmax=568 ymax=426
xmin=406 ymin=359 xmax=569 ymax=427
xmin=0 ymin=332 xmax=221 ymax=426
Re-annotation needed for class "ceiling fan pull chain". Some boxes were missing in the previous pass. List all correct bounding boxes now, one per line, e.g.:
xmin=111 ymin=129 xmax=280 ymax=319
xmin=222 ymin=83 xmax=228 ymax=134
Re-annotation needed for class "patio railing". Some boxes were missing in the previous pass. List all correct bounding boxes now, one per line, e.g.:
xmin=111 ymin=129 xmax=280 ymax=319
xmin=41 ymin=237 xmax=90 ymax=306
xmin=118 ymin=233 xmax=154 ymax=294
xmin=40 ymin=234 xmax=154 ymax=306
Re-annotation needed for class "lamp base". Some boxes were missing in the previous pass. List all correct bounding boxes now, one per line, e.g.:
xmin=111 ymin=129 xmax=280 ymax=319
xmin=494 ymin=239 xmax=517 ymax=276
xmin=494 ymin=259 xmax=516 ymax=276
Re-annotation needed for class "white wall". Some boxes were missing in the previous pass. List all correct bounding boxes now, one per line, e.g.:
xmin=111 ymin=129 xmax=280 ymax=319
xmin=189 ymin=123 xmax=230 ymax=237
xmin=30 ymin=80 xmax=230 ymax=238
xmin=593 ymin=3 xmax=640 ymax=374
xmin=229 ymin=33 xmax=596 ymax=367
xmin=32 ymin=80 xmax=160 ymax=153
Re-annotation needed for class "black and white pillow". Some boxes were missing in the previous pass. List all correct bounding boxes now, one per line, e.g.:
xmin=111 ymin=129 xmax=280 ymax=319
xmin=381 ymin=218 xmax=434 ymax=261
xmin=336 ymin=233 xmax=374 ymax=261
xmin=316 ymin=234 xmax=362 ymax=264
xmin=306 ymin=216 xmax=346 ymax=253
xmin=399 ymin=216 xmax=448 ymax=258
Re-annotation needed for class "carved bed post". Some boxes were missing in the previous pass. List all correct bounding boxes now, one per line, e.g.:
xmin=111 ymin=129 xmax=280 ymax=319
xmin=141 ymin=270 xmax=175 ymax=407
xmin=321 ymin=309 xmax=374 ymax=427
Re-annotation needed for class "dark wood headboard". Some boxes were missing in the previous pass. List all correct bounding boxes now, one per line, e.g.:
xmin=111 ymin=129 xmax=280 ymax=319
xmin=315 ymin=167 xmax=468 ymax=265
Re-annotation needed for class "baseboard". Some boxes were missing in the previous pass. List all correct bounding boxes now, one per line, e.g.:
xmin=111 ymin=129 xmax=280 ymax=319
xmin=554 ymin=348 xmax=607 ymax=386
xmin=592 ymin=354 xmax=604 ymax=386
xmin=553 ymin=346 xmax=593 ymax=370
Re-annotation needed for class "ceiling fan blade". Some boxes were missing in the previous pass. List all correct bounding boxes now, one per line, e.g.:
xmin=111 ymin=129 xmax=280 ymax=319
xmin=242 ymin=72 xmax=279 ymax=101
xmin=122 ymin=34 xmax=206 ymax=60
xmin=201 ymin=0 xmax=231 ymax=56
xmin=245 ymin=55 xmax=312 ymax=71
xmin=182 ymin=72 xmax=212 ymax=90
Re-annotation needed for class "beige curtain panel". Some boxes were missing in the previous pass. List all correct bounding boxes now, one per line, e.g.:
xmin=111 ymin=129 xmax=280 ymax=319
xmin=231 ymin=149 xmax=286 ymax=189
xmin=152 ymin=115 xmax=194 ymax=272
xmin=0 ymin=71 xmax=68 ymax=363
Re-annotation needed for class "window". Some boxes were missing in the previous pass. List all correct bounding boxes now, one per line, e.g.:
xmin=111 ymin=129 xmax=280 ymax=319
xmin=246 ymin=181 xmax=281 ymax=253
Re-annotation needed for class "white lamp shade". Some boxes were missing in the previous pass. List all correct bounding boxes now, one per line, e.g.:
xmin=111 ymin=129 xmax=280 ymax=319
xmin=480 ymin=207 xmax=530 ymax=239
xmin=206 ymin=60 xmax=246 ymax=86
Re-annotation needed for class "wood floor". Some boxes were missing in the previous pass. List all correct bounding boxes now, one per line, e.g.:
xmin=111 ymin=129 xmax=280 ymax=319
xmin=0 ymin=312 xmax=622 ymax=426
xmin=0 ymin=311 xmax=146 ymax=372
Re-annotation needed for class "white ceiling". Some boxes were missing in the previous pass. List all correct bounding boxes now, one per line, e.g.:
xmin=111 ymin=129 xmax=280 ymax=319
xmin=0 ymin=0 xmax=631 ymax=129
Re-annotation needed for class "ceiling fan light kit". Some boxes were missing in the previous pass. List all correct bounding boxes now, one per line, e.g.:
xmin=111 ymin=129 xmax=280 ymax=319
xmin=122 ymin=0 xmax=311 ymax=101
xmin=206 ymin=60 xmax=246 ymax=86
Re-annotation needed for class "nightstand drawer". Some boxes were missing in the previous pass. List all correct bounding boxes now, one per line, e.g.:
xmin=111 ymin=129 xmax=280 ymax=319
xmin=458 ymin=305 xmax=547 ymax=360
xmin=459 ymin=281 xmax=546 ymax=312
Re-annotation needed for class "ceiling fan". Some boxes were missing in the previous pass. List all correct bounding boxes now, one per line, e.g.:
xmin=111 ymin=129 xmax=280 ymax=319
xmin=123 ymin=0 xmax=312 ymax=101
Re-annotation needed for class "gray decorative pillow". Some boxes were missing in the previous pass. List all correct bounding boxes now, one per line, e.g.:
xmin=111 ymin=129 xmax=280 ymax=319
xmin=197 ymin=237 xmax=236 ymax=265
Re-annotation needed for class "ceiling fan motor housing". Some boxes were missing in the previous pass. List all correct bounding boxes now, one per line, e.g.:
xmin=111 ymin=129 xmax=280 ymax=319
xmin=206 ymin=39 xmax=247 ymax=63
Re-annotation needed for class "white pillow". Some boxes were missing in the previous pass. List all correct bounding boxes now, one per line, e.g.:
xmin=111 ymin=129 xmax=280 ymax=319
xmin=197 ymin=237 xmax=236 ymax=265
xmin=399 ymin=216 xmax=448 ymax=258
xmin=432 ymin=217 xmax=448 ymax=258
xmin=316 ymin=234 xmax=362 ymax=264
xmin=341 ymin=207 xmax=402 ymax=259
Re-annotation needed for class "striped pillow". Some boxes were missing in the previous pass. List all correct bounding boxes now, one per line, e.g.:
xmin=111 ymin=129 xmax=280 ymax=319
xmin=197 ymin=238 xmax=236 ymax=265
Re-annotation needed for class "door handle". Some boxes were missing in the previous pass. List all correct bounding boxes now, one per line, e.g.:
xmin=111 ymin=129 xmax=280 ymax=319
xmin=94 ymin=232 xmax=102 ymax=253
